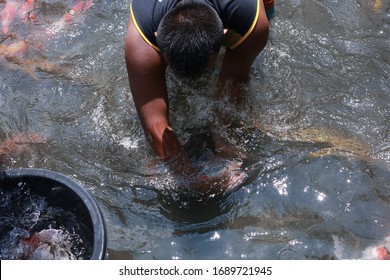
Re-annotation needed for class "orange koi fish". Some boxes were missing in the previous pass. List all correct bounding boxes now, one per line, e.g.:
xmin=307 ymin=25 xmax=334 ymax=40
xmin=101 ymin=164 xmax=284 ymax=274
xmin=64 ymin=0 xmax=94 ymax=22
xmin=0 ymin=39 xmax=28 ymax=57
xmin=46 ymin=0 xmax=93 ymax=36
xmin=1 ymin=0 xmax=18 ymax=34
xmin=20 ymin=0 xmax=36 ymax=21
xmin=0 ymin=132 xmax=45 ymax=156
xmin=376 ymin=246 xmax=390 ymax=260
xmin=19 ymin=229 xmax=76 ymax=260
xmin=1 ymin=0 xmax=36 ymax=33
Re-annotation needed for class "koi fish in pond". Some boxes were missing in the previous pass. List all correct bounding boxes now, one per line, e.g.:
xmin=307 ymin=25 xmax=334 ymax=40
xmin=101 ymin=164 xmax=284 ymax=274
xmin=376 ymin=246 xmax=390 ymax=260
xmin=362 ymin=238 xmax=390 ymax=260
xmin=0 ymin=38 xmax=27 ymax=57
xmin=45 ymin=0 xmax=94 ymax=36
xmin=6 ymin=54 xmax=75 ymax=80
xmin=334 ymin=233 xmax=390 ymax=260
xmin=0 ymin=0 xmax=36 ymax=34
xmin=0 ymin=133 xmax=45 ymax=156
xmin=1 ymin=0 xmax=17 ymax=34
xmin=18 ymin=229 xmax=77 ymax=260
xmin=0 ymin=36 xmax=75 ymax=80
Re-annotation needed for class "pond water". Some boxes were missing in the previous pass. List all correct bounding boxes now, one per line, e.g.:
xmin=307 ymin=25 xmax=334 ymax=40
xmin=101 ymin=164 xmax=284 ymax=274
xmin=0 ymin=0 xmax=389 ymax=260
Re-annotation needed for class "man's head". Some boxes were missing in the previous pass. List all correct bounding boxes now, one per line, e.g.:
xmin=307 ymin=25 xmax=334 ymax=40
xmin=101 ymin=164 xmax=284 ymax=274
xmin=156 ymin=0 xmax=224 ymax=79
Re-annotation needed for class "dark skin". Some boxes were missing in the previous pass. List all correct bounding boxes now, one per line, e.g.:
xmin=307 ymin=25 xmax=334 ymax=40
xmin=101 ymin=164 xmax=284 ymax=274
xmin=125 ymin=3 xmax=269 ymax=189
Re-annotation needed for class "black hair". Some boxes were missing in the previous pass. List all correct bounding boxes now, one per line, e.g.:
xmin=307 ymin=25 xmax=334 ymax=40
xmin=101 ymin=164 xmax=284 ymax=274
xmin=156 ymin=0 xmax=224 ymax=78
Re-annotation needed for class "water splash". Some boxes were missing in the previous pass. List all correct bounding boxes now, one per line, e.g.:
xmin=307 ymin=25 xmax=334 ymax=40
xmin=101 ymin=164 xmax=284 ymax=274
xmin=0 ymin=181 xmax=89 ymax=259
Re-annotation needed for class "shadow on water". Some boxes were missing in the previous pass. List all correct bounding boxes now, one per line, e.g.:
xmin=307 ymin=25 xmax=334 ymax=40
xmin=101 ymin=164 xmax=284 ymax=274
xmin=1 ymin=0 xmax=390 ymax=259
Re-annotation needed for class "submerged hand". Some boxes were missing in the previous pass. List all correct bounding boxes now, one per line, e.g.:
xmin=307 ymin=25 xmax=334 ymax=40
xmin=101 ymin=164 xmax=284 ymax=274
xmin=189 ymin=164 xmax=246 ymax=194
xmin=157 ymin=129 xmax=247 ymax=194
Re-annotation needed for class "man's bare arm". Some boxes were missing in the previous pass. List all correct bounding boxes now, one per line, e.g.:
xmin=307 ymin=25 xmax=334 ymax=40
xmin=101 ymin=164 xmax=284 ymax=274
xmin=218 ymin=2 xmax=269 ymax=103
xmin=125 ymin=16 xmax=182 ymax=159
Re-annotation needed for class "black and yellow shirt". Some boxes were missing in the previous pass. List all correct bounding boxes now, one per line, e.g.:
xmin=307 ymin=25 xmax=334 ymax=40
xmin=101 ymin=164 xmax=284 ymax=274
xmin=130 ymin=0 xmax=264 ymax=51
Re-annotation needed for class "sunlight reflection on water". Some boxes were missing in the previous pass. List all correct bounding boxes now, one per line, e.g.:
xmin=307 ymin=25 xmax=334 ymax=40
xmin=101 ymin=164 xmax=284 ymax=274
xmin=0 ymin=0 xmax=389 ymax=259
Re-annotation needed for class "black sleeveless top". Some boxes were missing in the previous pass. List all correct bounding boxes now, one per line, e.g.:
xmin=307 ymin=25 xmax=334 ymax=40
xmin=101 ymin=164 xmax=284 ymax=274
xmin=130 ymin=0 xmax=263 ymax=51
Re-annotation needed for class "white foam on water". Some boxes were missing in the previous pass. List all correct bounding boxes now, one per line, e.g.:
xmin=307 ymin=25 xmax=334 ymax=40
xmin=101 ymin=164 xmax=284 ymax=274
xmin=0 ymin=183 xmax=89 ymax=260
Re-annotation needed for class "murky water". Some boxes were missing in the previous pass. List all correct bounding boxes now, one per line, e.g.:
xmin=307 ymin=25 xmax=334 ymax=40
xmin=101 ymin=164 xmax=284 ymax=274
xmin=1 ymin=0 xmax=389 ymax=259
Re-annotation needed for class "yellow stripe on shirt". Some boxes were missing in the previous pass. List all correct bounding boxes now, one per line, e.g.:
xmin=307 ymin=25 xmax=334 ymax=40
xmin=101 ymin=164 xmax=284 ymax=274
xmin=228 ymin=0 xmax=261 ymax=49
xmin=130 ymin=0 xmax=262 ymax=51
xmin=130 ymin=3 xmax=160 ymax=51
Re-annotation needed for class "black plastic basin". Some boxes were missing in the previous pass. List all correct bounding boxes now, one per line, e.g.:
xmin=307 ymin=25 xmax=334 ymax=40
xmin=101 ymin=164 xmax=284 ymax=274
xmin=0 ymin=168 xmax=106 ymax=260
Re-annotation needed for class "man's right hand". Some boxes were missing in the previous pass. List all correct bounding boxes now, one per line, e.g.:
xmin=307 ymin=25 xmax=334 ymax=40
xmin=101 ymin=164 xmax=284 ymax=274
xmin=164 ymin=131 xmax=247 ymax=194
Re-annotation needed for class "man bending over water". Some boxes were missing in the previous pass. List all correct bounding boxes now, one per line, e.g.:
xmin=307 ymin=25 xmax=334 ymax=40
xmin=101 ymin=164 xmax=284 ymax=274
xmin=125 ymin=0 xmax=271 ymax=190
